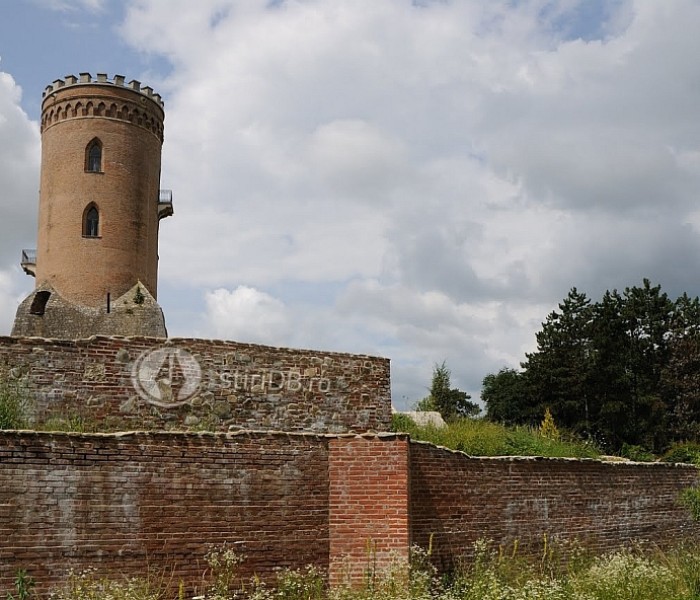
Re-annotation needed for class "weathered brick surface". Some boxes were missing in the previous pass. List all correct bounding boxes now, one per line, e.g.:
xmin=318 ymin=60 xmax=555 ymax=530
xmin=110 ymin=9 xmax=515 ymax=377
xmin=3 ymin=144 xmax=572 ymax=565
xmin=409 ymin=442 xmax=700 ymax=570
xmin=0 ymin=430 xmax=330 ymax=596
xmin=328 ymin=435 xmax=410 ymax=586
xmin=37 ymin=77 xmax=164 ymax=307
xmin=13 ymin=74 xmax=169 ymax=338
xmin=0 ymin=336 xmax=392 ymax=433
xmin=2 ymin=431 xmax=698 ymax=595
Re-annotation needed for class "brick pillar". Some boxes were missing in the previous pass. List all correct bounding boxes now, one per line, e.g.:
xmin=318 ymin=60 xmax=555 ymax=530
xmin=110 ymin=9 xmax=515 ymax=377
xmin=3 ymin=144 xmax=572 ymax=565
xmin=328 ymin=434 xmax=410 ymax=587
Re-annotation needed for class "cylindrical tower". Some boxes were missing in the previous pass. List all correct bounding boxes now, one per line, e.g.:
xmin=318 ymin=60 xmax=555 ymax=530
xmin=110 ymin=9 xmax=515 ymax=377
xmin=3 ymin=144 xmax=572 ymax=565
xmin=12 ymin=73 xmax=173 ymax=338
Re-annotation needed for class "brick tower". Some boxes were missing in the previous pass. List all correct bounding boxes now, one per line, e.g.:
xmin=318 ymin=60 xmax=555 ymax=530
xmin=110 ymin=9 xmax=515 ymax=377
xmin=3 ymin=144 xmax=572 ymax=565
xmin=12 ymin=73 xmax=173 ymax=338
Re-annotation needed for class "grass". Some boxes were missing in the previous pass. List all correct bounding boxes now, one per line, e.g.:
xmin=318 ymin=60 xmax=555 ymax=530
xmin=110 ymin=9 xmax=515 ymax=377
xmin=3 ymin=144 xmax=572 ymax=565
xmin=391 ymin=414 xmax=600 ymax=459
xmin=0 ymin=379 xmax=30 ymax=430
xmin=32 ymin=541 xmax=700 ymax=600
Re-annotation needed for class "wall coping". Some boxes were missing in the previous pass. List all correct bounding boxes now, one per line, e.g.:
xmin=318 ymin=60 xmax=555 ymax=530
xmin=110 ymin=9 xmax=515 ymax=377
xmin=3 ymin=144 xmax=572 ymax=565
xmin=1 ymin=334 xmax=388 ymax=361
xmin=408 ymin=438 xmax=700 ymax=469
xmin=1 ymin=429 xmax=697 ymax=469
xmin=0 ymin=429 xmax=410 ymax=442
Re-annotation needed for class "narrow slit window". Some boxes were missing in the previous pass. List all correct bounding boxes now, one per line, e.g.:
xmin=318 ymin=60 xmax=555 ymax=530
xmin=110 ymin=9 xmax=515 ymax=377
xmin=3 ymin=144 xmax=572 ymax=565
xmin=86 ymin=139 xmax=102 ymax=172
xmin=84 ymin=205 xmax=99 ymax=237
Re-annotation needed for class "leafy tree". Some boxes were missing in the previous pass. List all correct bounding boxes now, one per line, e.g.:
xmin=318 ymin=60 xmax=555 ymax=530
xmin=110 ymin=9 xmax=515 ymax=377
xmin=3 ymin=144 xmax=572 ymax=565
xmin=482 ymin=368 xmax=529 ymax=425
xmin=423 ymin=361 xmax=479 ymax=420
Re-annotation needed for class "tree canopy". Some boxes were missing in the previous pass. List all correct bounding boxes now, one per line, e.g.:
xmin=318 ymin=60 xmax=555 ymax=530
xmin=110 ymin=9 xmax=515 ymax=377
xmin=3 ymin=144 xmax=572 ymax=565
xmin=482 ymin=280 xmax=700 ymax=453
xmin=418 ymin=361 xmax=480 ymax=421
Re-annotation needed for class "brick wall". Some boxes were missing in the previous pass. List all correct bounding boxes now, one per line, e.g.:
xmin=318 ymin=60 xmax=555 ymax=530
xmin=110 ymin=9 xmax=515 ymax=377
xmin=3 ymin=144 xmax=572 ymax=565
xmin=1 ymin=432 xmax=698 ymax=596
xmin=0 ymin=336 xmax=391 ymax=433
xmin=328 ymin=435 xmax=410 ymax=586
xmin=410 ymin=442 xmax=700 ymax=570
xmin=0 ymin=430 xmax=330 ymax=595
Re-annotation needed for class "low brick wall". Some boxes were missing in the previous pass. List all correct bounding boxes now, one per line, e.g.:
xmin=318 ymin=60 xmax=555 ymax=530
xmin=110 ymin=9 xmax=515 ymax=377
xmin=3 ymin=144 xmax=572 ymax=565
xmin=1 ymin=431 xmax=698 ymax=595
xmin=0 ymin=336 xmax=391 ymax=433
xmin=0 ymin=430 xmax=331 ymax=595
xmin=328 ymin=436 xmax=410 ymax=586
xmin=410 ymin=442 xmax=700 ymax=569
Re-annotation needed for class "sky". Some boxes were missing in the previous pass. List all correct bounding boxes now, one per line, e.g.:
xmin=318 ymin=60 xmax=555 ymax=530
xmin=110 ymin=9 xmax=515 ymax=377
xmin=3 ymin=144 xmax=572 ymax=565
xmin=2 ymin=0 xmax=700 ymax=410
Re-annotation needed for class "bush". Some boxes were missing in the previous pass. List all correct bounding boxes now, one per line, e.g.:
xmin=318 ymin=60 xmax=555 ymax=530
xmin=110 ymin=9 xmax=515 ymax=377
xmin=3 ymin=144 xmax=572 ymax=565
xmin=620 ymin=443 xmax=656 ymax=462
xmin=0 ymin=379 xmax=30 ymax=430
xmin=679 ymin=487 xmax=700 ymax=522
xmin=661 ymin=442 xmax=700 ymax=465
xmin=391 ymin=416 xmax=599 ymax=459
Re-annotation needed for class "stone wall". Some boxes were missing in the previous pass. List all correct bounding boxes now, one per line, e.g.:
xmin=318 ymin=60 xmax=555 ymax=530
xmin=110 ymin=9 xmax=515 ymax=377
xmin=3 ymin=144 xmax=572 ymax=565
xmin=11 ymin=283 xmax=167 ymax=339
xmin=0 ymin=336 xmax=392 ymax=433
xmin=409 ymin=441 xmax=700 ymax=570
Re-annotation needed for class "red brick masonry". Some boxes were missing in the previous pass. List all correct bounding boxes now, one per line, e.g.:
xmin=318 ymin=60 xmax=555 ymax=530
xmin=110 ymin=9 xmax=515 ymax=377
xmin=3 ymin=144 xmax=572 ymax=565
xmin=0 ymin=432 xmax=698 ymax=595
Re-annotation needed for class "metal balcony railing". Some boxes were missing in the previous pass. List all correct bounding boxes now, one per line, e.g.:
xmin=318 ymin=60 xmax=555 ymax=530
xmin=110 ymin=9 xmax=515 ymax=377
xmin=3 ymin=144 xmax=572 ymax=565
xmin=158 ymin=189 xmax=174 ymax=219
xmin=21 ymin=249 xmax=36 ymax=277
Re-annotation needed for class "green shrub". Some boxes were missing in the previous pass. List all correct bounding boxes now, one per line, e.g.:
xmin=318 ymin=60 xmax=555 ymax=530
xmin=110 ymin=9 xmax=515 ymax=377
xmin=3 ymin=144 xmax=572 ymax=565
xmin=391 ymin=413 xmax=417 ymax=433
xmin=7 ymin=569 xmax=35 ymax=600
xmin=391 ymin=416 xmax=599 ymax=459
xmin=0 ymin=379 xmax=30 ymax=430
xmin=662 ymin=442 xmax=700 ymax=465
xmin=679 ymin=487 xmax=700 ymax=522
xmin=620 ymin=444 xmax=656 ymax=462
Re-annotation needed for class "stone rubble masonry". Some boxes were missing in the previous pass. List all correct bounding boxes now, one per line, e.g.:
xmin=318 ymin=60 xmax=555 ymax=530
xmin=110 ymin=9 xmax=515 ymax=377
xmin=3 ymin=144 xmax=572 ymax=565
xmin=11 ymin=283 xmax=167 ymax=339
xmin=1 ymin=431 xmax=698 ymax=595
xmin=0 ymin=335 xmax=392 ymax=433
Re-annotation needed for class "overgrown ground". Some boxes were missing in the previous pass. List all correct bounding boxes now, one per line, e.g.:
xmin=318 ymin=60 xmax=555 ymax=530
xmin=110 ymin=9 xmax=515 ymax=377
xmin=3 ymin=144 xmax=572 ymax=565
xmin=12 ymin=540 xmax=700 ymax=600
xmin=391 ymin=413 xmax=700 ymax=465
xmin=391 ymin=413 xmax=601 ymax=459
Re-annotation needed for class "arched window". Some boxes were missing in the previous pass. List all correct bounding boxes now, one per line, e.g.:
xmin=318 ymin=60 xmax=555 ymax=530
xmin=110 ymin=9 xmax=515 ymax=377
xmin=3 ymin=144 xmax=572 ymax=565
xmin=85 ymin=138 xmax=102 ymax=173
xmin=84 ymin=205 xmax=99 ymax=237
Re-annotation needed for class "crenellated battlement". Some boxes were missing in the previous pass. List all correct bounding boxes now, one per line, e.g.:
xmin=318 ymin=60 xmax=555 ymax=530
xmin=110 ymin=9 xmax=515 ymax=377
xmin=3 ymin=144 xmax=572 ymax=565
xmin=42 ymin=72 xmax=164 ymax=108
xmin=40 ymin=72 xmax=165 ymax=141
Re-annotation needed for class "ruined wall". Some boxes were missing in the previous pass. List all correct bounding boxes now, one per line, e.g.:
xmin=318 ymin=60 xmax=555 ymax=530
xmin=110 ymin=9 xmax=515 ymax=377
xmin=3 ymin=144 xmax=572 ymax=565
xmin=11 ymin=284 xmax=167 ymax=339
xmin=0 ymin=336 xmax=391 ymax=433
xmin=409 ymin=442 xmax=700 ymax=570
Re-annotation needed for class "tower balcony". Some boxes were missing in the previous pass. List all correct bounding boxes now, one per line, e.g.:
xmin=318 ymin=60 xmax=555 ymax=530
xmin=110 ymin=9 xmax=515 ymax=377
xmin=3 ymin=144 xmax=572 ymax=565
xmin=21 ymin=249 xmax=36 ymax=277
xmin=158 ymin=189 xmax=174 ymax=219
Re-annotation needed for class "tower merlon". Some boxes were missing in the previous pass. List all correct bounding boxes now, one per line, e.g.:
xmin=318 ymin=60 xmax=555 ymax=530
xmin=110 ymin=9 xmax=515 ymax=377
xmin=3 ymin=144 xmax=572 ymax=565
xmin=41 ymin=73 xmax=165 ymax=108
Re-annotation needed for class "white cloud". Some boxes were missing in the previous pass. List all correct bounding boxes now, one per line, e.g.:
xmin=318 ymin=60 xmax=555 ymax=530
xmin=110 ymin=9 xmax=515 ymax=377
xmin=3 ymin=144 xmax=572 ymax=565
xmin=0 ymin=69 xmax=40 ymax=327
xmin=5 ymin=0 xmax=700 ymax=408
xmin=203 ymin=286 xmax=291 ymax=345
xmin=30 ymin=0 xmax=106 ymax=12
xmin=113 ymin=0 xmax=700 ymax=407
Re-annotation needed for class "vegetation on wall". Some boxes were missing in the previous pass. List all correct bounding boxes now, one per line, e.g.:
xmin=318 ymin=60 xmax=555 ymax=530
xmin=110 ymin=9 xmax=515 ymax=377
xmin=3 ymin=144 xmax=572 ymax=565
xmin=391 ymin=413 xmax=599 ymax=458
xmin=0 ymin=378 xmax=30 ymax=430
